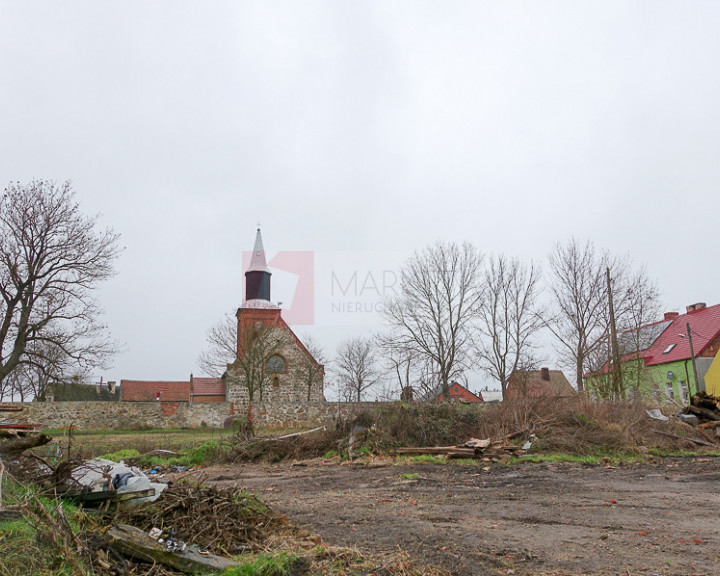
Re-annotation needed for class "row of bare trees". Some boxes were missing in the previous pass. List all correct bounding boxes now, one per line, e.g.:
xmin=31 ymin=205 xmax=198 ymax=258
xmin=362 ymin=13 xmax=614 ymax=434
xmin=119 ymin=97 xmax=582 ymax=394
xmin=335 ymin=239 xmax=660 ymax=402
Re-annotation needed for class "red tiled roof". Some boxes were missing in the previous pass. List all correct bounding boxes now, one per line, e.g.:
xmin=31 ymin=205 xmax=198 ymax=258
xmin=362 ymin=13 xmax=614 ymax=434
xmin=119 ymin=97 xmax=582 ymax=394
xmin=120 ymin=380 xmax=190 ymax=402
xmin=506 ymin=370 xmax=574 ymax=399
xmin=191 ymin=377 xmax=225 ymax=396
xmin=438 ymin=382 xmax=484 ymax=403
xmin=644 ymin=303 xmax=720 ymax=366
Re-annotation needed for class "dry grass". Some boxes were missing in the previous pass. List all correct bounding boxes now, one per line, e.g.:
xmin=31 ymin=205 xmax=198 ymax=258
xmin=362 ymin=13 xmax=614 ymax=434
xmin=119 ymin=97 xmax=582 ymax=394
xmin=475 ymin=395 xmax=700 ymax=455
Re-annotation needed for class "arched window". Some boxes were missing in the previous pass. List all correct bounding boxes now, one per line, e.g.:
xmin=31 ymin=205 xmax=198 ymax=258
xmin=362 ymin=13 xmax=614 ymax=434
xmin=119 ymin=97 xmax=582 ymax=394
xmin=266 ymin=354 xmax=286 ymax=373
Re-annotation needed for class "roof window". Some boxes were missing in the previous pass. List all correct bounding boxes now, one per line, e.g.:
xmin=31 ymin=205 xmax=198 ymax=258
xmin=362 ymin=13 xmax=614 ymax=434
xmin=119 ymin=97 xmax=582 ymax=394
xmin=662 ymin=343 xmax=676 ymax=354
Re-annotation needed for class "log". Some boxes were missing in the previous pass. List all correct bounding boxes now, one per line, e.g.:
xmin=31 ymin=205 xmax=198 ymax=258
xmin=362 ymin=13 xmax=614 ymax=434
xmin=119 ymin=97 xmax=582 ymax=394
xmin=104 ymin=524 xmax=241 ymax=573
xmin=698 ymin=421 xmax=720 ymax=429
xmin=685 ymin=405 xmax=720 ymax=422
xmin=690 ymin=392 xmax=720 ymax=411
xmin=0 ymin=431 xmax=52 ymax=455
xmin=652 ymin=429 xmax=716 ymax=447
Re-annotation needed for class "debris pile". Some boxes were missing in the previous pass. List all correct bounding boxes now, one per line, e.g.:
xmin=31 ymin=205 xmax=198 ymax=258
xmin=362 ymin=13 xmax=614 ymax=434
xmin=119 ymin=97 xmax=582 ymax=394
xmin=119 ymin=480 xmax=286 ymax=555
xmin=683 ymin=392 xmax=720 ymax=438
xmin=59 ymin=458 xmax=168 ymax=506
xmin=395 ymin=437 xmax=526 ymax=459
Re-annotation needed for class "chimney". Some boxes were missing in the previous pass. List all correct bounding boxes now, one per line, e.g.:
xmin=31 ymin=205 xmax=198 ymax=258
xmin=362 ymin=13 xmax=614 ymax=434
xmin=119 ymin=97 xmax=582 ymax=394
xmin=540 ymin=367 xmax=550 ymax=381
xmin=686 ymin=302 xmax=707 ymax=313
xmin=664 ymin=312 xmax=679 ymax=321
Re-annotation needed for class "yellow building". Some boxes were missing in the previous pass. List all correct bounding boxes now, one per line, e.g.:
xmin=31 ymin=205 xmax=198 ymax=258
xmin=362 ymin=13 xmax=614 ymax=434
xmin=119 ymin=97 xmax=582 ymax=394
xmin=706 ymin=353 xmax=720 ymax=396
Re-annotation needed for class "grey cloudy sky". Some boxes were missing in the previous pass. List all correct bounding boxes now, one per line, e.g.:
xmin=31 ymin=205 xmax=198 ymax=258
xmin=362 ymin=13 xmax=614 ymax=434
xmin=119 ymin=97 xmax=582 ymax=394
xmin=1 ymin=2 xmax=718 ymax=389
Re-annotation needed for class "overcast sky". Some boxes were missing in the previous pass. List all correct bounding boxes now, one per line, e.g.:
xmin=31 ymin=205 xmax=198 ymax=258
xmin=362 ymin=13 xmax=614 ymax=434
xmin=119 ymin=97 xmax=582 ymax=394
xmin=1 ymin=2 xmax=718 ymax=392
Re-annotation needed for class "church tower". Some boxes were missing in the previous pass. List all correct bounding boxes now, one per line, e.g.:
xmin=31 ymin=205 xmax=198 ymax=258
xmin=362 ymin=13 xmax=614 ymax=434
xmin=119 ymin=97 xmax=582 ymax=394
xmin=245 ymin=228 xmax=271 ymax=302
xmin=225 ymin=228 xmax=325 ymax=407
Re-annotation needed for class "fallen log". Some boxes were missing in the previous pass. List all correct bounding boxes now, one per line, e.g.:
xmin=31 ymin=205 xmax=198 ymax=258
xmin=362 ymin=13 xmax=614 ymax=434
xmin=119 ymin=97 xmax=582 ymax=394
xmin=685 ymin=405 xmax=720 ymax=422
xmin=0 ymin=430 xmax=52 ymax=456
xmin=698 ymin=421 xmax=720 ymax=429
xmin=652 ymin=429 xmax=716 ymax=447
xmin=105 ymin=524 xmax=241 ymax=574
xmin=396 ymin=446 xmax=477 ymax=457
xmin=690 ymin=392 xmax=720 ymax=412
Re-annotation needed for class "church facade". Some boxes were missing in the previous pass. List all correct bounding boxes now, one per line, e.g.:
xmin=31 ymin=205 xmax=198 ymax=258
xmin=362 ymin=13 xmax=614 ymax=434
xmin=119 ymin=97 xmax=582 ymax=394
xmin=224 ymin=230 xmax=325 ymax=405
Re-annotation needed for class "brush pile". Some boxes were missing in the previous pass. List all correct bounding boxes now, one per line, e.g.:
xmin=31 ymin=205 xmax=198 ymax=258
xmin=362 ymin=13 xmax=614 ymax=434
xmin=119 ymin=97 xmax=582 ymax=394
xmin=118 ymin=478 xmax=286 ymax=555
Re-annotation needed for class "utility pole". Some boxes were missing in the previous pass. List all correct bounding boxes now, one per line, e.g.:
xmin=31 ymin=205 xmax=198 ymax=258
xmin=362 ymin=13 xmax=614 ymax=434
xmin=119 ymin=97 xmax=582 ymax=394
xmin=606 ymin=267 xmax=623 ymax=399
xmin=686 ymin=323 xmax=702 ymax=393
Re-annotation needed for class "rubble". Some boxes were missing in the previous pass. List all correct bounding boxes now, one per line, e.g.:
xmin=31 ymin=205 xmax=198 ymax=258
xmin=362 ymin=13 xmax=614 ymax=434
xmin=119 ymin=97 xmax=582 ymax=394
xmin=61 ymin=458 xmax=167 ymax=505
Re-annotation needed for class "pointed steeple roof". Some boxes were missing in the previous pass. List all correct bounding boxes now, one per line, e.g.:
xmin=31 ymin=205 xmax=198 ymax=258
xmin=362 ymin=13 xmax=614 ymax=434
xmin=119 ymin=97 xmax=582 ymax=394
xmin=247 ymin=228 xmax=270 ymax=273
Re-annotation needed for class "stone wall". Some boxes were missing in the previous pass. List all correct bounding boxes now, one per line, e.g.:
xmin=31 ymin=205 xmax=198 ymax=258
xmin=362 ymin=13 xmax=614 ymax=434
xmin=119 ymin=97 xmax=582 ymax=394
xmin=6 ymin=400 xmax=376 ymax=431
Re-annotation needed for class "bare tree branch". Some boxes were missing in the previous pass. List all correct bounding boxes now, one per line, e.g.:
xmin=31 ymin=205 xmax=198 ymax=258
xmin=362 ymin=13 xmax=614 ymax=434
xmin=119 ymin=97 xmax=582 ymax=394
xmin=0 ymin=180 xmax=121 ymax=398
xmin=475 ymin=255 xmax=544 ymax=400
xmin=383 ymin=241 xmax=484 ymax=399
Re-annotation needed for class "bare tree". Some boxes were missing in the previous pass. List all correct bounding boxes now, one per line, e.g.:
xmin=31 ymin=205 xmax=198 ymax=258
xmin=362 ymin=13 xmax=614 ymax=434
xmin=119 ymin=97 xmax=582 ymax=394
xmin=198 ymin=312 xmax=237 ymax=377
xmin=546 ymin=239 xmax=610 ymax=392
xmin=548 ymin=239 xmax=662 ymax=396
xmin=383 ymin=241 xmax=484 ymax=399
xmin=476 ymin=255 xmax=544 ymax=400
xmin=334 ymin=336 xmax=380 ymax=402
xmin=199 ymin=312 xmax=289 ymax=402
xmin=0 ymin=180 xmax=121 ymax=394
xmin=297 ymin=334 xmax=326 ymax=401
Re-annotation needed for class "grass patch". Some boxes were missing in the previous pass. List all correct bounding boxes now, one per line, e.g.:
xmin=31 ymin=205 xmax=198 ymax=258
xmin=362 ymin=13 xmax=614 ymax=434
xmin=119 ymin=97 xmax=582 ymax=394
xmin=407 ymin=455 xmax=445 ymax=465
xmin=401 ymin=472 xmax=420 ymax=480
xmin=222 ymin=552 xmax=300 ymax=576
xmin=98 ymin=448 xmax=141 ymax=461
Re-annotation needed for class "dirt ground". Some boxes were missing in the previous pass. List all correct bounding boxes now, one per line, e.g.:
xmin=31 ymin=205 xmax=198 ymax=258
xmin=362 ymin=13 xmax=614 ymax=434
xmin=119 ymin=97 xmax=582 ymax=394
xmin=203 ymin=456 xmax=720 ymax=576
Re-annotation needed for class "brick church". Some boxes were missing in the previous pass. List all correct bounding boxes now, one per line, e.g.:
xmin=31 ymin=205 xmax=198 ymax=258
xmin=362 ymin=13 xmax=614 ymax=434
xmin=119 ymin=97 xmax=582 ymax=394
xmin=224 ymin=229 xmax=325 ymax=404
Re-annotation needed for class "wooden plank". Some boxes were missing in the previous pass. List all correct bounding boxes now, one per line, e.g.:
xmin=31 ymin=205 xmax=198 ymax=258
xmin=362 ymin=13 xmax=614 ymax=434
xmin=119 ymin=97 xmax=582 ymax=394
xmin=0 ymin=405 xmax=23 ymax=412
xmin=105 ymin=524 xmax=241 ymax=573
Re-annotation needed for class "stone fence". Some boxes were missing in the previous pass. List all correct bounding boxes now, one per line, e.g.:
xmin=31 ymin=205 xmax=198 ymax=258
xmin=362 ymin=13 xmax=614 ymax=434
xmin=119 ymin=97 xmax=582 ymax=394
xmin=4 ymin=400 xmax=380 ymax=431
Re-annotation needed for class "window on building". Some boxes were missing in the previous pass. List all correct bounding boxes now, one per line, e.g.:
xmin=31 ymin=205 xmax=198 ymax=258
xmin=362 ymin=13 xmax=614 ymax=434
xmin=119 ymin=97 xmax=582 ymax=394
xmin=273 ymin=376 xmax=279 ymax=388
xmin=663 ymin=343 xmax=676 ymax=354
xmin=678 ymin=380 xmax=689 ymax=403
xmin=266 ymin=354 xmax=286 ymax=373
xmin=664 ymin=382 xmax=675 ymax=400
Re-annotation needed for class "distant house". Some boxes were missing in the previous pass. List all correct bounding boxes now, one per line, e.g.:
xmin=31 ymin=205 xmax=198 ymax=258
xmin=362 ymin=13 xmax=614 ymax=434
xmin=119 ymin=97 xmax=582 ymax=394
xmin=586 ymin=302 xmax=720 ymax=402
xmin=506 ymin=368 xmax=574 ymax=400
xmin=190 ymin=375 xmax=225 ymax=403
xmin=120 ymin=380 xmax=191 ymax=402
xmin=437 ymin=381 xmax=484 ymax=403
xmin=44 ymin=380 xmax=120 ymax=402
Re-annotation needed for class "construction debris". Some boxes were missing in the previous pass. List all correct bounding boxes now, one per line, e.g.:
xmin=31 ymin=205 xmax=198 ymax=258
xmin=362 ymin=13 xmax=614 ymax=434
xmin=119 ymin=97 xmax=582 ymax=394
xmin=62 ymin=458 xmax=167 ymax=505
xmin=396 ymin=437 xmax=526 ymax=459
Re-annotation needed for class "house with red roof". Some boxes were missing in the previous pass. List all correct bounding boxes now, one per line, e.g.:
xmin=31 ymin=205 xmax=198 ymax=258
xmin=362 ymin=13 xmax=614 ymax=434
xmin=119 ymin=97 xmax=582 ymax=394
xmin=586 ymin=302 xmax=720 ymax=402
xmin=436 ymin=381 xmax=484 ymax=403
xmin=190 ymin=375 xmax=225 ymax=403
xmin=120 ymin=380 xmax=191 ymax=402
xmin=506 ymin=368 xmax=575 ymax=400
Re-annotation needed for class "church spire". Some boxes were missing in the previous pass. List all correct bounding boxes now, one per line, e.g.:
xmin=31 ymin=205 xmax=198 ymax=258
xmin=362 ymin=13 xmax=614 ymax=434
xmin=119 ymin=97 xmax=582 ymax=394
xmin=245 ymin=228 xmax=272 ymax=301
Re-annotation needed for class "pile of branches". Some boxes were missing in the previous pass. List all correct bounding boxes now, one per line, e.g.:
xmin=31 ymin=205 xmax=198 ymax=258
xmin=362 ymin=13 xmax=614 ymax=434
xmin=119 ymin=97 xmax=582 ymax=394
xmin=118 ymin=478 xmax=286 ymax=555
